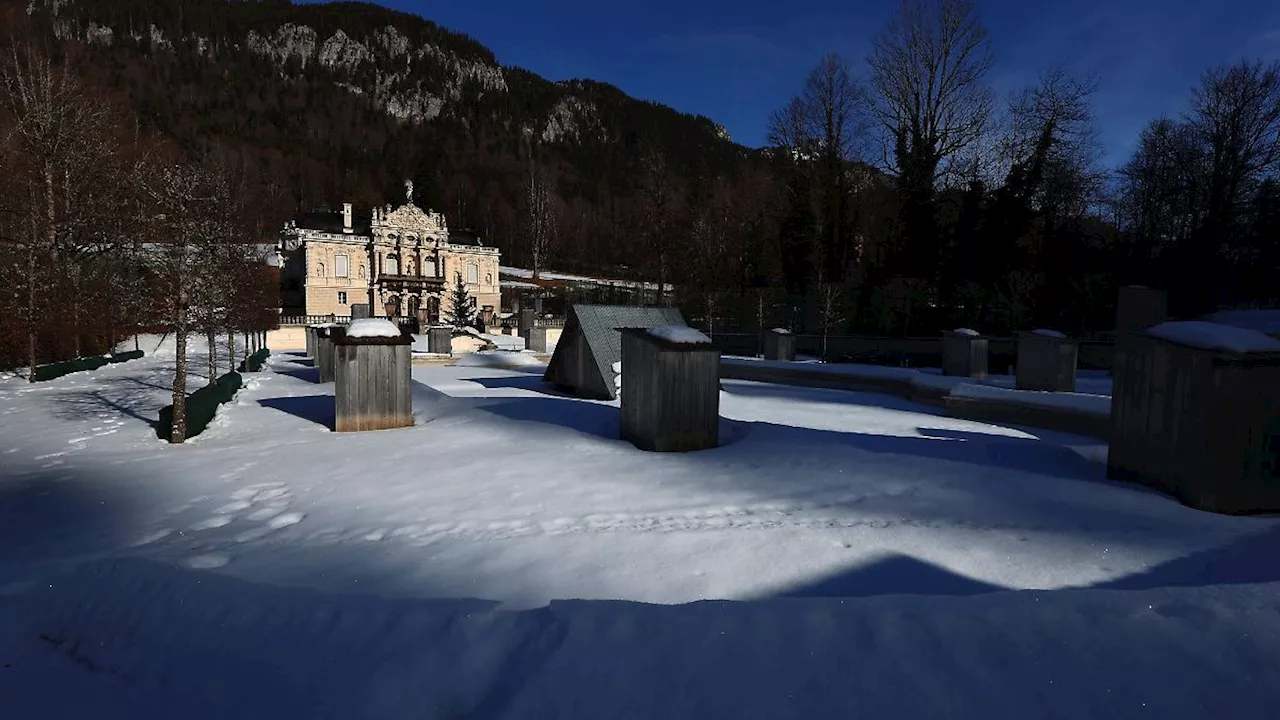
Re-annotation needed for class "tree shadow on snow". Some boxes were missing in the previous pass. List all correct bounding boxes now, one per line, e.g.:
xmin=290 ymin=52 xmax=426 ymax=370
xmin=770 ymin=553 xmax=1007 ymax=599
xmin=476 ymin=395 xmax=620 ymax=439
xmin=277 ymin=367 xmax=321 ymax=383
xmin=0 ymin=465 xmax=140 ymax=583
xmin=257 ymin=395 xmax=335 ymax=431
xmin=721 ymin=379 xmax=938 ymax=415
xmin=456 ymin=383 xmax=1103 ymax=483
xmin=469 ymin=373 xmax=573 ymax=398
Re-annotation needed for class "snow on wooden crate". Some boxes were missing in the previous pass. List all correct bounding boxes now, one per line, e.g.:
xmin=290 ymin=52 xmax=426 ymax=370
xmin=344 ymin=318 xmax=403 ymax=339
xmin=1146 ymin=320 xmax=1280 ymax=354
xmin=646 ymin=325 xmax=712 ymax=344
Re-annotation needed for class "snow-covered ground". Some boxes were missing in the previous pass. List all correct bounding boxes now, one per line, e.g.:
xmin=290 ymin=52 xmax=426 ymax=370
xmin=3 ymin=334 xmax=1280 ymax=718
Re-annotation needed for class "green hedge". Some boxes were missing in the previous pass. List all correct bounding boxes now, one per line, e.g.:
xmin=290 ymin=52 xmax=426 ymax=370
xmin=32 ymin=355 xmax=111 ymax=382
xmin=237 ymin=348 xmax=271 ymax=373
xmin=156 ymin=371 xmax=243 ymax=441
xmin=32 ymin=349 xmax=145 ymax=381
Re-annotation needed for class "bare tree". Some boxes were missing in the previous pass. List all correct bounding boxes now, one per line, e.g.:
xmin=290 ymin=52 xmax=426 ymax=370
xmin=0 ymin=42 xmax=114 ymax=375
xmin=523 ymin=161 xmax=556 ymax=280
xmin=1179 ymin=59 xmax=1280 ymax=312
xmin=139 ymin=157 xmax=246 ymax=443
xmin=867 ymin=0 xmax=995 ymax=185
xmin=1190 ymin=60 xmax=1280 ymax=234
xmin=637 ymin=142 xmax=677 ymax=305
xmin=768 ymin=53 xmax=869 ymax=283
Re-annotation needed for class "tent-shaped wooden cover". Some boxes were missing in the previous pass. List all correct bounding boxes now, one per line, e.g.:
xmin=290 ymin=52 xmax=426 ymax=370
xmin=543 ymin=304 xmax=688 ymax=400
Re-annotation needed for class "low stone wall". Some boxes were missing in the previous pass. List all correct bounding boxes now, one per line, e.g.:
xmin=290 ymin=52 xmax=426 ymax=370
xmin=267 ymin=326 xmax=307 ymax=351
xmin=944 ymin=396 xmax=1110 ymax=440
xmin=709 ymin=333 xmax=1117 ymax=371
xmin=719 ymin=360 xmax=1110 ymax=440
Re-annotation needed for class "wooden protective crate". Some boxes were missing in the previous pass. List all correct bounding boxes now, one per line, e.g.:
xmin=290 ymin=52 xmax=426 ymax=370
xmin=619 ymin=329 xmax=720 ymax=452
xmin=332 ymin=328 xmax=413 ymax=432
xmin=1108 ymin=331 xmax=1280 ymax=514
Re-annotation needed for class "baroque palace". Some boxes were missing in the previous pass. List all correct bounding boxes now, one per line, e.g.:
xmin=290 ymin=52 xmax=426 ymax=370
xmin=278 ymin=180 xmax=500 ymax=324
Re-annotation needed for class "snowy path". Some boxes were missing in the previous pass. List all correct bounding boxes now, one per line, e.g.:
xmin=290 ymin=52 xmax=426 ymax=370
xmin=4 ymin=338 xmax=1280 ymax=717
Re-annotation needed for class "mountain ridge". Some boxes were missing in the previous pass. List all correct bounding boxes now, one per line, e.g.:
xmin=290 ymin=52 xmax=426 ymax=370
xmin=13 ymin=0 xmax=763 ymax=275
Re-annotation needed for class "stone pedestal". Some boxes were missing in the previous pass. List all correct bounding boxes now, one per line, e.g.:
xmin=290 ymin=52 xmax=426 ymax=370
xmin=1015 ymin=330 xmax=1078 ymax=392
xmin=942 ymin=329 xmax=988 ymax=378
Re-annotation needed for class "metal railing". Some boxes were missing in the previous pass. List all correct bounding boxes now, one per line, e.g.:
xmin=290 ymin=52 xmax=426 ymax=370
xmin=280 ymin=314 xmax=350 ymax=326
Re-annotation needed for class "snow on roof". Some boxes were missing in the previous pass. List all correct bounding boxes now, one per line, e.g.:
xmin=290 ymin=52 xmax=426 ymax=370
xmin=1031 ymin=329 xmax=1067 ymax=339
xmin=771 ymin=328 xmax=791 ymax=334
xmin=611 ymin=361 xmax=622 ymax=373
xmin=1126 ymin=284 xmax=1149 ymax=290
xmin=952 ymin=328 xmax=980 ymax=336
xmin=1146 ymin=321 xmax=1280 ymax=354
xmin=647 ymin=325 xmax=712 ymax=345
xmin=344 ymin=318 xmax=402 ymax=338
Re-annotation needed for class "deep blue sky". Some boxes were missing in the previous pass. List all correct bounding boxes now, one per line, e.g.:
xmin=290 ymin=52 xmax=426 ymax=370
xmin=303 ymin=0 xmax=1280 ymax=168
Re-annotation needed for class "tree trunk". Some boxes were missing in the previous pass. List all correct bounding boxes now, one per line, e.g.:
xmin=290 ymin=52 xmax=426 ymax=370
xmin=171 ymin=315 xmax=188 ymax=444
xmin=71 ymin=269 xmax=81 ymax=358
xmin=228 ymin=329 xmax=236 ymax=374
xmin=207 ymin=327 xmax=217 ymax=385
xmin=26 ymin=222 xmax=38 ymax=383
xmin=134 ymin=333 xmax=140 ymax=352
xmin=756 ymin=290 xmax=765 ymax=358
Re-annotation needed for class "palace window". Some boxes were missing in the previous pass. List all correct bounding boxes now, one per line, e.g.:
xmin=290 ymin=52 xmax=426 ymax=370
xmin=338 ymin=291 xmax=348 ymax=305
xmin=386 ymin=254 xmax=399 ymax=275
xmin=424 ymin=258 xmax=437 ymax=277
xmin=467 ymin=263 xmax=478 ymax=284
xmin=335 ymin=254 xmax=349 ymax=278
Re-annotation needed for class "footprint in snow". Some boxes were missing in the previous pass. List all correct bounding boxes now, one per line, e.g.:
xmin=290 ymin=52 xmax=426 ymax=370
xmin=214 ymin=500 xmax=252 ymax=514
xmin=130 ymin=529 xmax=173 ymax=547
xmin=267 ymin=512 xmax=305 ymax=530
xmin=247 ymin=505 xmax=288 ymax=522
xmin=189 ymin=516 xmax=233 ymax=531
xmin=234 ymin=527 xmax=272 ymax=543
xmin=185 ymin=554 xmax=230 ymax=570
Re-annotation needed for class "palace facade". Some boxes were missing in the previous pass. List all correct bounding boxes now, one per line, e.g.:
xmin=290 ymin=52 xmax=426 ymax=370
xmin=277 ymin=182 xmax=500 ymax=324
